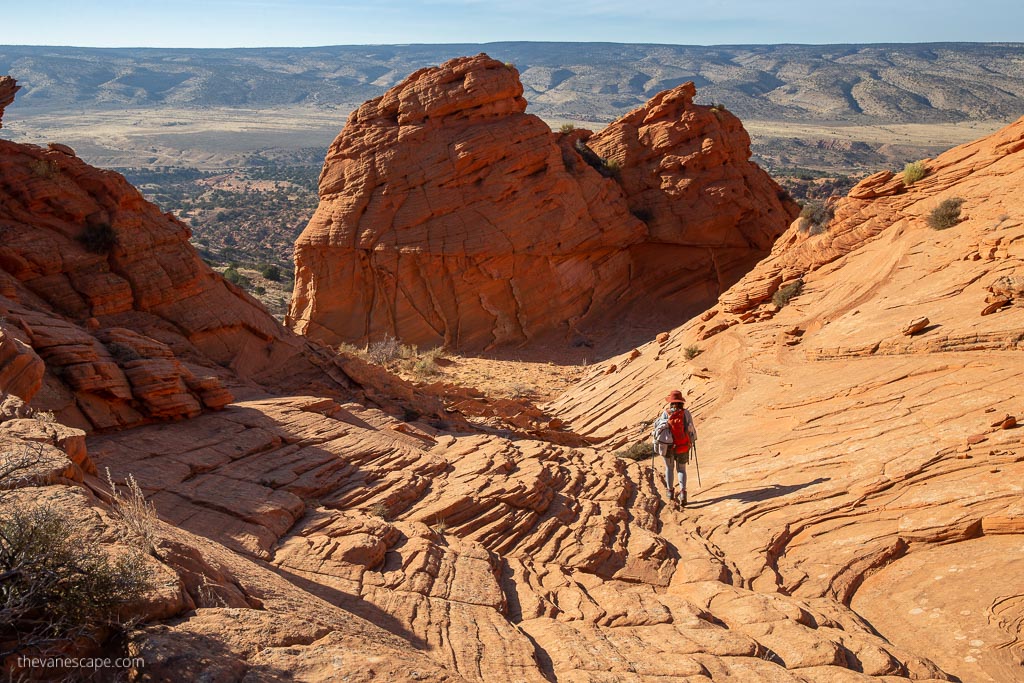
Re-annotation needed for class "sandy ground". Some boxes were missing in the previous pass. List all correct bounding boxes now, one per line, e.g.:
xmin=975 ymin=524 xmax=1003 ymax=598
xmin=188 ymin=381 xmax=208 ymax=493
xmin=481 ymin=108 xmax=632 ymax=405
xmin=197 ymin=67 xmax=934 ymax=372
xmin=744 ymin=118 xmax=1008 ymax=149
xmin=5 ymin=104 xmax=1006 ymax=171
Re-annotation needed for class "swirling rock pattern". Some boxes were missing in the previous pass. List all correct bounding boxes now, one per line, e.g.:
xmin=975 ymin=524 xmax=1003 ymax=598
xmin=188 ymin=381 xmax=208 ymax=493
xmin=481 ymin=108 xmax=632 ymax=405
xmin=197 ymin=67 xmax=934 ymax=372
xmin=550 ymin=116 xmax=1024 ymax=682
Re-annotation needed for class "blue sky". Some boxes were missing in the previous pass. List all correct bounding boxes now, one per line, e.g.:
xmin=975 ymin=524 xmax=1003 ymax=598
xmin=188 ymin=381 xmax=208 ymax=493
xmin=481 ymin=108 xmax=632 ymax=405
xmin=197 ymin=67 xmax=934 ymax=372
xmin=7 ymin=0 xmax=1023 ymax=47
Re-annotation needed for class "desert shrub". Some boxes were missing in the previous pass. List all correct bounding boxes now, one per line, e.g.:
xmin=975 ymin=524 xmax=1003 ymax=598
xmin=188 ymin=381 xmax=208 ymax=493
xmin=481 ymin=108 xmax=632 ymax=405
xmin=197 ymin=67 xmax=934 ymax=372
xmin=223 ymin=266 xmax=250 ymax=288
xmin=367 ymin=335 xmax=402 ymax=365
xmin=106 ymin=341 xmax=142 ymax=364
xmin=104 ymin=469 xmax=159 ymax=555
xmin=411 ymin=357 xmax=439 ymax=377
xmin=603 ymin=158 xmax=622 ymax=177
xmin=615 ymin=441 xmax=651 ymax=461
xmin=366 ymin=502 xmax=389 ymax=520
xmin=508 ymin=382 xmax=534 ymax=399
xmin=260 ymin=264 xmax=282 ymax=281
xmin=928 ymin=198 xmax=964 ymax=230
xmin=799 ymin=201 xmax=834 ymax=234
xmin=559 ymin=123 xmax=576 ymax=134
xmin=77 ymin=222 xmax=118 ymax=254
xmin=336 ymin=342 xmax=366 ymax=359
xmin=31 ymin=410 xmax=56 ymax=423
xmin=0 ymin=503 xmax=152 ymax=657
xmin=684 ymin=345 xmax=702 ymax=360
xmin=902 ymin=161 xmax=927 ymax=186
xmin=772 ymin=279 xmax=804 ymax=308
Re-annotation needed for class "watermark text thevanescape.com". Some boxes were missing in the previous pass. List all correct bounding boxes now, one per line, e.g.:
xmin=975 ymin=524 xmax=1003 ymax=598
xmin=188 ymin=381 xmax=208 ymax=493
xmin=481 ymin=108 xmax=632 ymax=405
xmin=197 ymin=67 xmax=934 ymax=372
xmin=17 ymin=656 xmax=145 ymax=671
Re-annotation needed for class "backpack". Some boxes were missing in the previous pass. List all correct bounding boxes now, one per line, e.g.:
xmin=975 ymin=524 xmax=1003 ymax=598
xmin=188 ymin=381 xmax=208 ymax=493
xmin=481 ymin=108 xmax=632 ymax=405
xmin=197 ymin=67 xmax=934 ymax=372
xmin=652 ymin=416 xmax=674 ymax=445
xmin=668 ymin=410 xmax=692 ymax=455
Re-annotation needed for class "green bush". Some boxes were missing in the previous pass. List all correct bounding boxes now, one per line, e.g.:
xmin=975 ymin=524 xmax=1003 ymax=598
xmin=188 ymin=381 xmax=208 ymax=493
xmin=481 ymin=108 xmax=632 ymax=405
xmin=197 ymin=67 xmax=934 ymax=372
xmin=928 ymin=198 xmax=964 ymax=230
xmin=559 ymin=123 xmax=576 ymax=134
xmin=772 ymin=279 xmax=804 ymax=308
xmin=603 ymin=158 xmax=622 ymax=178
xmin=77 ymin=222 xmax=118 ymax=254
xmin=0 ymin=504 xmax=152 ymax=656
xmin=684 ymin=345 xmax=702 ymax=360
xmin=903 ymin=161 xmax=927 ymax=186
xmin=223 ymin=266 xmax=250 ymax=288
xmin=260 ymin=264 xmax=282 ymax=281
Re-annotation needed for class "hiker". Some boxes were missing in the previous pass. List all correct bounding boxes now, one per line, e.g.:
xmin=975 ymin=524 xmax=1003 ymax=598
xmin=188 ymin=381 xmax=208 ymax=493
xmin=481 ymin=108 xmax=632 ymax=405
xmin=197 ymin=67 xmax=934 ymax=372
xmin=651 ymin=390 xmax=697 ymax=507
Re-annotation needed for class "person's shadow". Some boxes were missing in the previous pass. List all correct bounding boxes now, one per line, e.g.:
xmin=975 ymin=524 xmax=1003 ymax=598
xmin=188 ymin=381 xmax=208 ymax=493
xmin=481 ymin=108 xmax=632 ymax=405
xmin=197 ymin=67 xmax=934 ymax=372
xmin=687 ymin=477 xmax=830 ymax=508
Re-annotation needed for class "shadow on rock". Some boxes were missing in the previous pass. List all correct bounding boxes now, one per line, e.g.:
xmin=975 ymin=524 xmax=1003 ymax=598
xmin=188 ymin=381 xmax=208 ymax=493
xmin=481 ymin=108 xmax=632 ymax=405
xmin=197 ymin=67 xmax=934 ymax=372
xmin=689 ymin=477 xmax=830 ymax=508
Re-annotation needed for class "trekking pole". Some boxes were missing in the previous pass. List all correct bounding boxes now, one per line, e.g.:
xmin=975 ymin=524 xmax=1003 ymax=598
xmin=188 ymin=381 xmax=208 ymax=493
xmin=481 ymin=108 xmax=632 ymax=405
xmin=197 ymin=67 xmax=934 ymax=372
xmin=692 ymin=443 xmax=701 ymax=488
xmin=650 ymin=446 xmax=657 ymax=493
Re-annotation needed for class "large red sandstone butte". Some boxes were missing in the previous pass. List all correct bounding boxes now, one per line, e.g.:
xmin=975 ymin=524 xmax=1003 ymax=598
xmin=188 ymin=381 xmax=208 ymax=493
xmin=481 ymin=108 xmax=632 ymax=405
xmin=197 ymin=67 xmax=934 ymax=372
xmin=289 ymin=54 xmax=798 ymax=350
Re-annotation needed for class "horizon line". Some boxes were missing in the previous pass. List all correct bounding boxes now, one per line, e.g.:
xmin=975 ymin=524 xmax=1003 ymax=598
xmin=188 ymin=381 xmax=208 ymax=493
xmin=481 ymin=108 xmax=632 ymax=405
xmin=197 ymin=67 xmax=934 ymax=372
xmin=4 ymin=39 xmax=1024 ymax=51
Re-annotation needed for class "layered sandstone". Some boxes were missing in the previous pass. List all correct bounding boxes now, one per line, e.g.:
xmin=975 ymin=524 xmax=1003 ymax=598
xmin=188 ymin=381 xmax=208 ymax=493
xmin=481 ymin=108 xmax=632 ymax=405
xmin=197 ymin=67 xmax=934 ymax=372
xmin=0 ymin=78 xmax=355 ymax=430
xmin=0 ymin=76 xmax=17 ymax=127
xmin=289 ymin=55 xmax=797 ymax=350
xmin=549 ymin=116 xmax=1024 ymax=682
xmin=1 ymin=72 xmax=1000 ymax=682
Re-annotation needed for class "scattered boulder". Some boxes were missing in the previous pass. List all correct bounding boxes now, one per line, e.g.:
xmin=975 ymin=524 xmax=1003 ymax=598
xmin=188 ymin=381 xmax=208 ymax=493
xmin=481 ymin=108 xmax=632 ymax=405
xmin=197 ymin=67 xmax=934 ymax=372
xmin=981 ymin=297 xmax=1010 ymax=315
xmin=902 ymin=317 xmax=930 ymax=335
xmin=991 ymin=415 xmax=1017 ymax=430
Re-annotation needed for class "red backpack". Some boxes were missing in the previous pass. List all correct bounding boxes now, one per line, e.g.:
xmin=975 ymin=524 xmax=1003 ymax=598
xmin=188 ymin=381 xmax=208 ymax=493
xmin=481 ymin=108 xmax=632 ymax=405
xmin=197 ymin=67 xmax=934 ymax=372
xmin=668 ymin=410 xmax=691 ymax=454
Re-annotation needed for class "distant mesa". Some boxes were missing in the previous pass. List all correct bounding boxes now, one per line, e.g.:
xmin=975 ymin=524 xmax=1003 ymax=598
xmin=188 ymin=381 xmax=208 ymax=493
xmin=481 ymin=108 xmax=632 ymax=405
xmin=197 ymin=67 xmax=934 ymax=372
xmin=288 ymin=54 xmax=798 ymax=350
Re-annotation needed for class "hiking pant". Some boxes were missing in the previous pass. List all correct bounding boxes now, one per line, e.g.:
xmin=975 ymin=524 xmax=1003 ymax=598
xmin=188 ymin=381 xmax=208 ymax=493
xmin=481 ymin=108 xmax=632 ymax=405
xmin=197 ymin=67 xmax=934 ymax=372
xmin=661 ymin=453 xmax=687 ymax=493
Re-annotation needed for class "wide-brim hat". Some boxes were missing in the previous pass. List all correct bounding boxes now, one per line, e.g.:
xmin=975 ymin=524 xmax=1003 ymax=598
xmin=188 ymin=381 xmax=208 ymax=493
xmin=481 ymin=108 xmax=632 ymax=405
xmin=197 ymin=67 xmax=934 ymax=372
xmin=664 ymin=389 xmax=685 ymax=403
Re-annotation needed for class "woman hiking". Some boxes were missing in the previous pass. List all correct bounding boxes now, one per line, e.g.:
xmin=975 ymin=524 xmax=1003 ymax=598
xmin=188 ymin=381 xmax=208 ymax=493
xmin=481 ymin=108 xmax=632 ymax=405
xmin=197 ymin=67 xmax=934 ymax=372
xmin=652 ymin=390 xmax=697 ymax=507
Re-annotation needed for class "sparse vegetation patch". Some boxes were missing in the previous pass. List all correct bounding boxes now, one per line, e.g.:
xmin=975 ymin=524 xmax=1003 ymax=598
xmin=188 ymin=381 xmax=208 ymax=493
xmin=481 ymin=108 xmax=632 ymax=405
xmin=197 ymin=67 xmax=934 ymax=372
xmin=928 ymin=197 xmax=964 ymax=230
xmin=367 ymin=335 xmax=402 ymax=365
xmin=772 ymin=279 xmax=804 ymax=308
xmin=615 ymin=441 xmax=651 ymax=461
xmin=902 ymin=161 xmax=927 ymax=186
xmin=799 ymin=201 xmax=834 ymax=235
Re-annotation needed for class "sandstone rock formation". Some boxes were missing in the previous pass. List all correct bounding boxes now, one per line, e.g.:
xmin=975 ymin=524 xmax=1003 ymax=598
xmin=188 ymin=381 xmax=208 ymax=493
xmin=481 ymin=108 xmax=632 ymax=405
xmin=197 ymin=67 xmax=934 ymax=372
xmin=550 ymin=116 xmax=1024 ymax=683
xmin=0 ymin=76 xmax=18 ymax=127
xmin=3 ymin=72 xmax=1008 ymax=682
xmin=0 ymin=79 xmax=367 ymax=431
xmin=289 ymin=54 xmax=797 ymax=350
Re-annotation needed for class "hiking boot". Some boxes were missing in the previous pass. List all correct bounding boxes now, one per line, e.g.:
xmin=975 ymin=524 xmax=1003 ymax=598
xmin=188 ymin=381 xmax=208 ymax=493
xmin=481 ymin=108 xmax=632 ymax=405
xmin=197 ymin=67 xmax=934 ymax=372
xmin=679 ymin=490 xmax=687 ymax=508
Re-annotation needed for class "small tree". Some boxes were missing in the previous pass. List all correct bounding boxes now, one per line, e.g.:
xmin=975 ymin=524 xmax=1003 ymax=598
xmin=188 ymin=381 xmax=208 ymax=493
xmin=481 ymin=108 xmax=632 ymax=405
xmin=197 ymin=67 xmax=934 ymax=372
xmin=260 ymin=264 xmax=282 ymax=281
